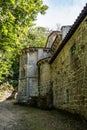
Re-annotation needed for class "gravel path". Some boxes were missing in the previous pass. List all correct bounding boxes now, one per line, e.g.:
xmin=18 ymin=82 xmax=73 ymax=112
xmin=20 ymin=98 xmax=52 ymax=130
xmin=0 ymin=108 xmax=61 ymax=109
xmin=0 ymin=100 xmax=87 ymax=130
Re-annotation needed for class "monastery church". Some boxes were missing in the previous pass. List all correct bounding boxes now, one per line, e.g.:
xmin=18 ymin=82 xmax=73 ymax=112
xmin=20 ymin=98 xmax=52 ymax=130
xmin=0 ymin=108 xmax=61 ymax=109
xmin=17 ymin=4 xmax=87 ymax=119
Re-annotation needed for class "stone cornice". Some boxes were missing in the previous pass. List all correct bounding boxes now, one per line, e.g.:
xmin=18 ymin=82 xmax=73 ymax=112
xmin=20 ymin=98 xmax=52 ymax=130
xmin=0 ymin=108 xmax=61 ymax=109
xmin=37 ymin=57 xmax=51 ymax=66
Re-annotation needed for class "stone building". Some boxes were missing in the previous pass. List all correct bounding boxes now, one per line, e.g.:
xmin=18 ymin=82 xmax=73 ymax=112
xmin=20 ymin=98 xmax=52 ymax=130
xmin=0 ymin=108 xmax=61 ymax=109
xmin=17 ymin=4 xmax=87 ymax=119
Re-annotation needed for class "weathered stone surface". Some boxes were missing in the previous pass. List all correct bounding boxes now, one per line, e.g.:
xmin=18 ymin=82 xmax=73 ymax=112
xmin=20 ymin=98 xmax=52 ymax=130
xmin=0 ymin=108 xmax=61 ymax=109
xmin=18 ymin=8 xmax=87 ymax=120
xmin=51 ymin=16 xmax=87 ymax=119
xmin=18 ymin=48 xmax=52 ymax=105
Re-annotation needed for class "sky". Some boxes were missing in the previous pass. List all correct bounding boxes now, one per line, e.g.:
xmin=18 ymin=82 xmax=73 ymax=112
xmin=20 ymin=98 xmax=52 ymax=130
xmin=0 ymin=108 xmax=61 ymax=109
xmin=36 ymin=0 xmax=87 ymax=30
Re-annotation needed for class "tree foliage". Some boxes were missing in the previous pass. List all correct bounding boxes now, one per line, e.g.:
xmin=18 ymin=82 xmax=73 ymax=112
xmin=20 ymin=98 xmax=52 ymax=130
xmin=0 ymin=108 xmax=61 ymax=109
xmin=0 ymin=0 xmax=48 ymax=86
xmin=27 ymin=26 xmax=49 ymax=47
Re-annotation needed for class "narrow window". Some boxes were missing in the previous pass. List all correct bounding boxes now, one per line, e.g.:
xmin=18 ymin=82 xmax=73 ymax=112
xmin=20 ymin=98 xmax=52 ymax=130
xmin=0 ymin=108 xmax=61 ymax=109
xmin=38 ymin=66 xmax=40 ymax=86
xmin=66 ymin=89 xmax=69 ymax=103
xmin=71 ymin=43 xmax=76 ymax=57
xmin=21 ymin=68 xmax=25 ymax=77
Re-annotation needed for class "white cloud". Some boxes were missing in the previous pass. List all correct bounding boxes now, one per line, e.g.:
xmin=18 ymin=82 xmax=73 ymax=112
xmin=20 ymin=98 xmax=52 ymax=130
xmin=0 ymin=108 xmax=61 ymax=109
xmin=35 ymin=0 xmax=87 ymax=29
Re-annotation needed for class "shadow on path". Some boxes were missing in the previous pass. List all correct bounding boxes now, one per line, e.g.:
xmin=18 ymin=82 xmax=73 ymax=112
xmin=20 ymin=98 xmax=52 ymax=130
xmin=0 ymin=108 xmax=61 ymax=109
xmin=0 ymin=99 xmax=87 ymax=130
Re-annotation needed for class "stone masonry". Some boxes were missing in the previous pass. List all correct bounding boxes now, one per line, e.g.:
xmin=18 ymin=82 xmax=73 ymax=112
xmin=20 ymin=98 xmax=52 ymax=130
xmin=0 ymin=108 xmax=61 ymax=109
xmin=17 ymin=4 xmax=87 ymax=119
xmin=51 ymin=16 xmax=87 ymax=119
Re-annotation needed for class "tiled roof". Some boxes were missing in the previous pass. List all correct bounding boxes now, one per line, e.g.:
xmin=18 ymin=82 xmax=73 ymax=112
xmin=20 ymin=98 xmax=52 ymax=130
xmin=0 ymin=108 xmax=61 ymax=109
xmin=49 ymin=3 xmax=87 ymax=64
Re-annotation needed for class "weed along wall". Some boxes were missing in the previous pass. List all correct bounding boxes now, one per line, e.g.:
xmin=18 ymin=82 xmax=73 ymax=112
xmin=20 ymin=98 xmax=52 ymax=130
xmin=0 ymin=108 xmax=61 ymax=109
xmin=37 ymin=58 xmax=53 ymax=109
xmin=51 ymin=16 xmax=87 ymax=119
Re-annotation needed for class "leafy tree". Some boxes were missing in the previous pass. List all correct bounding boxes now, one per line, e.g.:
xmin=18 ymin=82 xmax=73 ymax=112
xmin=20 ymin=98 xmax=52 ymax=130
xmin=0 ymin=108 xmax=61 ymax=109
xmin=27 ymin=26 xmax=49 ymax=47
xmin=0 ymin=0 xmax=48 ymax=87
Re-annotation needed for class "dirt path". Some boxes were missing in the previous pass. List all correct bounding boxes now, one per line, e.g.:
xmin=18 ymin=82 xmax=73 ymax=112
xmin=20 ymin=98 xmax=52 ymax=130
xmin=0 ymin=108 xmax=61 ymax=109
xmin=0 ymin=100 xmax=87 ymax=130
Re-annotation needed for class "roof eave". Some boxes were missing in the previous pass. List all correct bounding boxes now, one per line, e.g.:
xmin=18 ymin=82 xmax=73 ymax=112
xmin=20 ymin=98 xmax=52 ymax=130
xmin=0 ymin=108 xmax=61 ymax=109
xmin=49 ymin=3 xmax=87 ymax=64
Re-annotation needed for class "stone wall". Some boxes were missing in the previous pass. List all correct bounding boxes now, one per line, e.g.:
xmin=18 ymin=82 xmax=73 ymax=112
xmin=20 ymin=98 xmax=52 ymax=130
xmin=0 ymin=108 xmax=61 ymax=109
xmin=18 ymin=54 xmax=27 ymax=95
xmin=38 ymin=58 xmax=53 ymax=109
xmin=17 ymin=9 xmax=87 ymax=119
xmin=46 ymin=32 xmax=58 ymax=48
xmin=17 ymin=53 xmax=28 ymax=102
xmin=27 ymin=50 xmax=38 ymax=97
xmin=25 ymin=48 xmax=51 ymax=97
xmin=61 ymin=26 xmax=71 ymax=39
xmin=18 ymin=48 xmax=52 ymax=104
xmin=38 ymin=48 xmax=51 ymax=61
xmin=51 ymin=17 xmax=87 ymax=118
